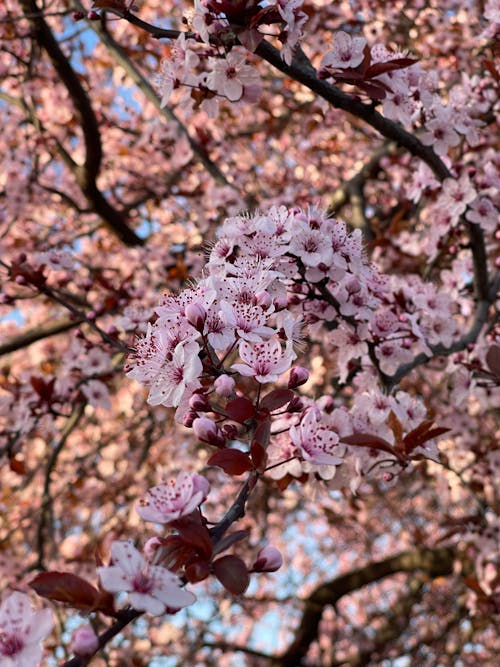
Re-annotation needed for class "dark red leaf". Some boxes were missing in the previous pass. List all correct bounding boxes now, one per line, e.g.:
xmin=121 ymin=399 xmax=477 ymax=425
xmin=30 ymin=572 xmax=103 ymax=612
xmin=341 ymin=433 xmax=404 ymax=461
xmin=175 ymin=521 xmax=213 ymax=560
xmin=225 ymin=397 xmax=256 ymax=423
xmin=207 ymin=448 xmax=253 ymax=475
xmin=9 ymin=456 xmax=25 ymax=475
xmin=485 ymin=344 xmax=500 ymax=378
xmin=213 ymin=555 xmax=249 ymax=595
xmin=253 ymin=419 xmax=271 ymax=449
xmin=250 ymin=441 xmax=267 ymax=471
xmin=260 ymin=388 xmax=295 ymax=411
xmin=185 ymin=559 xmax=211 ymax=583
xmin=213 ymin=530 xmax=249 ymax=556
xmin=159 ymin=536 xmax=198 ymax=571
xmin=365 ymin=57 xmax=419 ymax=78
xmin=402 ymin=419 xmax=436 ymax=451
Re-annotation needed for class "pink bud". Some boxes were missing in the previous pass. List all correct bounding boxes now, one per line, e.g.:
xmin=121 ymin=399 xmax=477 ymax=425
xmin=288 ymin=366 xmax=309 ymax=389
xmin=189 ymin=393 xmax=211 ymax=411
xmin=254 ymin=290 xmax=272 ymax=308
xmin=185 ymin=303 xmax=206 ymax=331
xmin=273 ymin=294 xmax=288 ymax=310
xmin=182 ymin=410 xmax=198 ymax=428
xmin=214 ymin=374 xmax=235 ymax=397
xmin=252 ymin=546 xmax=283 ymax=572
xmin=193 ymin=417 xmax=226 ymax=447
xmin=87 ymin=10 xmax=100 ymax=20
xmin=71 ymin=626 xmax=99 ymax=657
xmin=143 ymin=536 xmax=164 ymax=561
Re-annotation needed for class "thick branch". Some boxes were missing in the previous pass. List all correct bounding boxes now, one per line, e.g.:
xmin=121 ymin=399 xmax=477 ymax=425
xmin=278 ymin=546 xmax=455 ymax=667
xmin=0 ymin=316 xmax=84 ymax=357
xmin=74 ymin=2 xmax=233 ymax=189
xmin=19 ymin=0 xmax=143 ymax=246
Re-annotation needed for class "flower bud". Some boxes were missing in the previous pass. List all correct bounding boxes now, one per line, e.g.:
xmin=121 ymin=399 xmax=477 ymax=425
xmin=214 ymin=374 xmax=235 ymax=397
xmin=288 ymin=366 xmax=309 ymax=389
xmin=182 ymin=410 xmax=198 ymax=428
xmin=254 ymin=290 xmax=272 ymax=308
xmin=71 ymin=626 xmax=99 ymax=657
xmin=273 ymin=294 xmax=288 ymax=310
xmin=192 ymin=417 xmax=226 ymax=447
xmin=143 ymin=536 xmax=164 ymax=561
xmin=221 ymin=423 xmax=239 ymax=440
xmin=252 ymin=546 xmax=283 ymax=572
xmin=189 ymin=393 xmax=211 ymax=412
xmin=185 ymin=303 xmax=206 ymax=331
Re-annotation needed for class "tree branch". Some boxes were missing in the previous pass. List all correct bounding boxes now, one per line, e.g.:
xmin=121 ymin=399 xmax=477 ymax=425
xmin=74 ymin=1 xmax=234 ymax=190
xmin=0 ymin=316 xmax=84 ymax=357
xmin=18 ymin=0 xmax=143 ymax=247
xmin=278 ymin=546 xmax=455 ymax=667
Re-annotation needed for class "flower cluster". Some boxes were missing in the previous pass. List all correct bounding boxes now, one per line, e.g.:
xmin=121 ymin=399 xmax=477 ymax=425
xmin=155 ymin=0 xmax=307 ymax=112
xmin=127 ymin=206 xmax=449 ymax=483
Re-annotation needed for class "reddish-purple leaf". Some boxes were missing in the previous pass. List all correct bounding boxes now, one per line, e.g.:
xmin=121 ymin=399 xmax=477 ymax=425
xmin=253 ymin=419 xmax=271 ymax=449
xmin=213 ymin=555 xmax=249 ymax=595
xmin=207 ymin=448 xmax=253 ymax=475
xmin=174 ymin=521 xmax=213 ymax=559
xmin=250 ymin=440 xmax=267 ymax=471
xmin=213 ymin=530 xmax=250 ymax=556
xmin=365 ymin=57 xmax=419 ymax=78
xmin=185 ymin=559 xmax=211 ymax=583
xmin=30 ymin=572 xmax=102 ymax=612
xmin=158 ymin=536 xmax=198 ymax=571
xmin=225 ymin=397 xmax=256 ymax=423
xmin=485 ymin=344 xmax=500 ymax=378
xmin=341 ymin=433 xmax=404 ymax=461
xmin=260 ymin=388 xmax=295 ymax=411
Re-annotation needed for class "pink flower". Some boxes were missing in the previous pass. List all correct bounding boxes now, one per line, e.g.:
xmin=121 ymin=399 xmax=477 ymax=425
xmin=137 ymin=472 xmax=210 ymax=524
xmin=97 ymin=541 xmax=195 ymax=615
xmin=440 ymin=174 xmax=476 ymax=218
xmin=421 ymin=106 xmax=460 ymax=155
xmin=206 ymin=52 xmax=260 ymax=102
xmin=232 ymin=339 xmax=295 ymax=383
xmin=466 ymin=197 xmax=498 ymax=232
xmin=0 ymin=591 xmax=54 ymax=667
xmin=81 ymin=380 xmax=111 ymax=410
xmin=147 ymin=340 xmax=203 ymax=407
xmin=321 ymin=31 xmax=366 ymax=70
xmin=290 ymin=408 xmax=344 ymax=466
xmin=219 ymin=300 xmax=275 ymax=343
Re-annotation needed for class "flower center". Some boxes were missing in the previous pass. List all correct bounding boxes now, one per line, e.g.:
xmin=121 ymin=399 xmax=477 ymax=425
xmin=0 ymin=633 xmax=24 ymax=657
xmin=133 ymin=572 xmax=154 ymax=594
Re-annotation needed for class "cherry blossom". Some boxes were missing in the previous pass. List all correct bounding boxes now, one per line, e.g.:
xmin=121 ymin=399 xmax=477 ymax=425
xmin=137 ymin=472 xmax=210 ymax=524
xmin=97 ymin=541 xmax=196 ymax=615
xmin=232 ymin=338 xmax=296 ymax=383
xmin=290 ymin=407 xmax=344 ymax=466
xmin=206 ymin=52 xmax=261 ymax=102
xmin=421 ymin=106 xmax=461 ymax=155
xmin=0 ymin=592 xmax=53 ymax=667
xmin=321 ymin=31 xmax=367 ymax=70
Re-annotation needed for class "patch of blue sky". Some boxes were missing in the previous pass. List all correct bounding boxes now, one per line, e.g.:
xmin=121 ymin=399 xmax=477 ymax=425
xmin=0 ymin=309 xmax=25 ymax=326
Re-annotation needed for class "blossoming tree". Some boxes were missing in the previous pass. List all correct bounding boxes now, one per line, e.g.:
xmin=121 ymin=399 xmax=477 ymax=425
xmin=0 ymin=0 xmax=498 ymax=665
